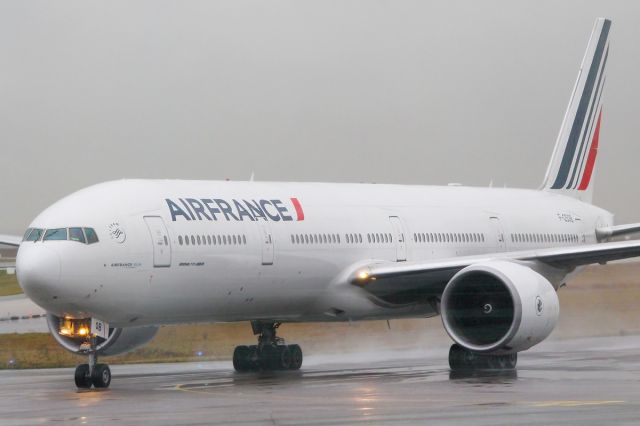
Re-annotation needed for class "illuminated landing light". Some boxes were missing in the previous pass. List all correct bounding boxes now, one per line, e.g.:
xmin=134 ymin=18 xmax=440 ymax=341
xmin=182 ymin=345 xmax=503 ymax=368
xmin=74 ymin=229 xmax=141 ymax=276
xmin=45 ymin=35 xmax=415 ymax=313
xmin=354 ymin=269 xmax=375 ymax=285
xmin=77 ymin=327 xmax=89 ymax=337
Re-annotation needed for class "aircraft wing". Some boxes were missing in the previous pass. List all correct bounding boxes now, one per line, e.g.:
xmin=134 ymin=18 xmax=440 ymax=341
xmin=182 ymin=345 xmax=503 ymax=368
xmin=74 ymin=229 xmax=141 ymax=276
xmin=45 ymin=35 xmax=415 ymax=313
xmin=596 ymin=223 xmax=640 ymax=239
xmin=349 ymin=240 xmax=640 ymax=300
xmin=0 ymin=234 xmax=21 ymax=247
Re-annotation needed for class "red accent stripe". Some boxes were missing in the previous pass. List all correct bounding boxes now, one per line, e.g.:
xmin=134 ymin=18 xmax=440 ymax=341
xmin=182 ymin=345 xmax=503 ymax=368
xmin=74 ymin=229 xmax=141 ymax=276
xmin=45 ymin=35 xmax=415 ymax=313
xmin=578 ymin=110 xmax=602 ymax=191
xmin=290 ymin=197 xmax=304 ymax=221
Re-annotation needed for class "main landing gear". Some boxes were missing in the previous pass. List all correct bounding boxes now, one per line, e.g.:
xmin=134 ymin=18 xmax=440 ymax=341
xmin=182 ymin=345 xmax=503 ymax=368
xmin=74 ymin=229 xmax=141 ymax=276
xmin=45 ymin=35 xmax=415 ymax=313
xmin=74 ymin=336 xmax=111 ymax=389
xmin=233 ymin=321 xmax=303 ymax=372
xmin=448 ymin=344 xmax=517 ymax=371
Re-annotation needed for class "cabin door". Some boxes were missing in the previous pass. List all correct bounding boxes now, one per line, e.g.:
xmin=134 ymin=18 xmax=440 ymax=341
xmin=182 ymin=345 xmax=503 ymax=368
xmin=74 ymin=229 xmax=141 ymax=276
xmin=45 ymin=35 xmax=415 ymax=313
xmin=144 ymin=216 xmax=172 ymax=267
xmin=488 ymin=216 xmax=507 ymax=251
xmin=389 ymin=216 xmax=407 ymax=261
xmin=259 ymin=222 xmax=274 ymax=265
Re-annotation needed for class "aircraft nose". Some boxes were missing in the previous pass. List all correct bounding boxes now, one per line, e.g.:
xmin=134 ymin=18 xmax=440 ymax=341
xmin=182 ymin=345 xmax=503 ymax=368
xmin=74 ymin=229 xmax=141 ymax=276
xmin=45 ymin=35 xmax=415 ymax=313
xmin=16 ymin=244 xmax=61 ymax=304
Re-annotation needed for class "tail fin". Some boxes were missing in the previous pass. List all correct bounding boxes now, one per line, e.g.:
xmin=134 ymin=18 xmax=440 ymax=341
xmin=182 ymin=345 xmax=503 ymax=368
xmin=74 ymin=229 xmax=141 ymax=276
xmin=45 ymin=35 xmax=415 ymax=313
xmin=542 ymin=18 xmax=611 ymax=203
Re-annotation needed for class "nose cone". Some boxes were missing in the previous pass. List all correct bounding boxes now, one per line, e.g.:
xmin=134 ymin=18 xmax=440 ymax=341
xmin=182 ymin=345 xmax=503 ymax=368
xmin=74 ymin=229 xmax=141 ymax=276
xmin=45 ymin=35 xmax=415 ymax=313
xmin=16 ymin=244 xmax=61 ymax=307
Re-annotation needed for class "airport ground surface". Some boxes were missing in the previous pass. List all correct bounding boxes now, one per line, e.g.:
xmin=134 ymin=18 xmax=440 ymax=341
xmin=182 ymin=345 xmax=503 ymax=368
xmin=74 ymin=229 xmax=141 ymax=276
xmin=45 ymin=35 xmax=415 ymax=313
xmin=2 ymin=334 xmax=640 ymax=425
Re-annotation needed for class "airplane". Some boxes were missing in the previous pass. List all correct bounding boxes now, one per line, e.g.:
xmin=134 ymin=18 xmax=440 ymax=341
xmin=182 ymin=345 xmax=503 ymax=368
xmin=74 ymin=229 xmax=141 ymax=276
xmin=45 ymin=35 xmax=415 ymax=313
xmin=2 ymin=17 xmax=640 ymax=390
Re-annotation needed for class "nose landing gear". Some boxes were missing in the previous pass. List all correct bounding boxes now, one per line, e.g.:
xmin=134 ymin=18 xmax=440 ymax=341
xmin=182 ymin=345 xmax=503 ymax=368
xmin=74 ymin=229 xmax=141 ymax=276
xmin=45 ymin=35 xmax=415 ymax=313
xmin=233 ymin=322 xmax=303 ymax=372
xmin=74 ymin=337 xmax=111 ymax=389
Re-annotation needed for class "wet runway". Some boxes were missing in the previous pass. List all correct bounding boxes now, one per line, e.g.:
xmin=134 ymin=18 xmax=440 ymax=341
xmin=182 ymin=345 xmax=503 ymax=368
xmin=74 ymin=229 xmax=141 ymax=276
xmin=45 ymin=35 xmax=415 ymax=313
xmin=2 ymin=334 xmax=640 ymax=425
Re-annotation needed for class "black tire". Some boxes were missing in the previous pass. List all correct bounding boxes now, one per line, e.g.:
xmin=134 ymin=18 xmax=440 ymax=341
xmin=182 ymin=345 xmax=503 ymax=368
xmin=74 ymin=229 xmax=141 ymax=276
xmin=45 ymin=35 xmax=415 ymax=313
xmin=448 ymin=344 xmax=465 ymax=370
xmin=233 ymin=346 xmax=251 ymax=372
xmin=248 ymin=345 xmax=260 ymax=371
xmin=276 ymin=346 xmax=292 ymax=370
xmin=74 ymin=364 xmax=92 ymax=389
xmin=259 ymin=345 xmax=278 ymax=370
xmin=288 ymin=344 xmax=303 ymax=370
xmin=91 ymin=364 xmax=111 ymax=388
xmin=505 ymin=353 xmax=517 ymax=369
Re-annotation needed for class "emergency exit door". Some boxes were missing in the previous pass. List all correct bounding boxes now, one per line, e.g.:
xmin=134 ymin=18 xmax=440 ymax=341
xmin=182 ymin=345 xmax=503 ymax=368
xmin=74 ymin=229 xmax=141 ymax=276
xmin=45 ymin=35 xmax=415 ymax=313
xmin=389 ymin=216 xmax=407 ymax=261
xmin=144 ymin=216 xmax=172 ymax=267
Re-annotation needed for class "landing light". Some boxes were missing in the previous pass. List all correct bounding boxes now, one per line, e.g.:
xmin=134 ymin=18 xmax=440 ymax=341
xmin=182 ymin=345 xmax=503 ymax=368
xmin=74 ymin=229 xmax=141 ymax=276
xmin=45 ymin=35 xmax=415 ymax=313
xmin=357 ymin=271 xmax=370 ymax=280
xmin=77 ymin=327 xmax=89 ymax=337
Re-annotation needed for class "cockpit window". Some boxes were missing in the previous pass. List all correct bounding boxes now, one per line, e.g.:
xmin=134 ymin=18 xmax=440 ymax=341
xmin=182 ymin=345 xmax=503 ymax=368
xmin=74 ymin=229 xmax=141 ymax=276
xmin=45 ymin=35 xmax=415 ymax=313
xmin=69 ymin=227 xmax=86 ymax=243
xmin=22 ymin=228 xmax=32 ymax=241
xmin=26 ymin=228 xmax=44 ymax=242
xmin=43 ymin=228 xmax=68 ymax=241
xmin=84 ymin=228 xmax=99 ymax=244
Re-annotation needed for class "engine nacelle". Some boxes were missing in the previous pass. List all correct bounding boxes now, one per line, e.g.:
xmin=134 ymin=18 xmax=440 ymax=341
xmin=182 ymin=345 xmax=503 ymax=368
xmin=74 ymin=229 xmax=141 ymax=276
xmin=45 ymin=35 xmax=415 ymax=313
xmin=441 ymin=260 xmax=559 ymax=354
xmin=46 ymin=314 xmax=159 ymax=356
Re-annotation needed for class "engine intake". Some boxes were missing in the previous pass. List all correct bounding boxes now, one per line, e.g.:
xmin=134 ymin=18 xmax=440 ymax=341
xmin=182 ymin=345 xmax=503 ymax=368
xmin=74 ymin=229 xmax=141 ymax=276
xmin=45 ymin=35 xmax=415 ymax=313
xmin=46 ymin=314 xmax=158 ymax=356
xmin=441 ymin=260 xmax=559 ymax=353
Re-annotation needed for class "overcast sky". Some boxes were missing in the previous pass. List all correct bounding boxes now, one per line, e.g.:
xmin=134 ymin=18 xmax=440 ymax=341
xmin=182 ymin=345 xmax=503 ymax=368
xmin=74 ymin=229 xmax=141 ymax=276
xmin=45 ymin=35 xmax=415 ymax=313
xmin=1 ymin=0 xmax=639 ymax=235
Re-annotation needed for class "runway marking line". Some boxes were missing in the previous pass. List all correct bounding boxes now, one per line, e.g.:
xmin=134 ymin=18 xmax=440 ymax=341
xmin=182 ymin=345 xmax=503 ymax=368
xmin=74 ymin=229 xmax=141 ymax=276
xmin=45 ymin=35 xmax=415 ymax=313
xmin=532 ymin=400 xmax=625 ymax=408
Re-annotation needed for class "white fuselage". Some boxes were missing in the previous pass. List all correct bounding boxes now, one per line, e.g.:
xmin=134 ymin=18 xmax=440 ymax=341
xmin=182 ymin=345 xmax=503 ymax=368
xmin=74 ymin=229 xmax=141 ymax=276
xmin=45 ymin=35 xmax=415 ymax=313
xmin=16 ymin=180 xmax=613 ymax=328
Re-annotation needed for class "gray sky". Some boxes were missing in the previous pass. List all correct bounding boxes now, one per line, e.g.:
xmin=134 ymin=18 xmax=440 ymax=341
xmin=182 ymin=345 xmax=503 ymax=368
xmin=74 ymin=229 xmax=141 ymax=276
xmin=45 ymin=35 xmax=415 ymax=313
xmin=1 ymin=0 xmax=639 ymax=235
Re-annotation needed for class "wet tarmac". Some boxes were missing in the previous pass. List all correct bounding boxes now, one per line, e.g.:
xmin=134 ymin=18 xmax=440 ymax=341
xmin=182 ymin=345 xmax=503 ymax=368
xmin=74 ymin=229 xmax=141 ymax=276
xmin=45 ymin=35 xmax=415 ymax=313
xmin=2 ymin=335 xmax=640 ymax=425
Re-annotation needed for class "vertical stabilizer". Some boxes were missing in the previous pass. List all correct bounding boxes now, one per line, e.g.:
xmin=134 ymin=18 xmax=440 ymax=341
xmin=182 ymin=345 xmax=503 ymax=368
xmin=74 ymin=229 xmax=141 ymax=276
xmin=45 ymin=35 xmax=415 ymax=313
xmin=541 ymin=18 xmax=611 ymax=203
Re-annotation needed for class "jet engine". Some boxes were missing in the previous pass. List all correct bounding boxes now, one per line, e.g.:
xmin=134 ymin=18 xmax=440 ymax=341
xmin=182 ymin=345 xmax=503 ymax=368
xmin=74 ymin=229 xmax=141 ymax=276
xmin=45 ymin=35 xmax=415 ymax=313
xmin=441 ymin=260 xmax=559 ymax=354
xmin=46 ymin=314 xmax=158 ymax=356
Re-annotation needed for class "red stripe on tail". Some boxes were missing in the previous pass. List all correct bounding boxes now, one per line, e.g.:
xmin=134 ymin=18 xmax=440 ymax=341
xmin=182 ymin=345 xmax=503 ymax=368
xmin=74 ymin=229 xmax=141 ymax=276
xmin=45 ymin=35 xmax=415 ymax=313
xmin=578 ymin=110 xmax=602 ymax=191
xmin=290 ymin=197 xmax=304 ymax=221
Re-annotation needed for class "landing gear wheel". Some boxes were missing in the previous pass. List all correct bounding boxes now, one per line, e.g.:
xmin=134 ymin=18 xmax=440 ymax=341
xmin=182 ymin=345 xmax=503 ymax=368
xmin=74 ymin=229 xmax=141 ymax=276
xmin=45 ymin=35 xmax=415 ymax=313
xmin=276 ymin=346 xmax=292 ymax=370
xmin=448 ymin=344 xmax=517 ymax=371
xmin=288 ymin=344 xmax=303 ymax=370
xmin=233 ymin=345 xmax=251 ymax=372
xmin=233 ymin=322 xmax=304 ymax=372
xmin=260 ymin=345 xmax=278 ymax=370
xmin=91 ymin=364 xmax=111 ymax=388
xmin=74 ymin=364 xmax=92 ymax=389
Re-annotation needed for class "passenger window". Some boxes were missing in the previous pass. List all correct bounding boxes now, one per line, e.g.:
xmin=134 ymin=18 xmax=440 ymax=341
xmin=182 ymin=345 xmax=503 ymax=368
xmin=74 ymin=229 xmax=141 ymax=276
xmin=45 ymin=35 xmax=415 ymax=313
xmin=191 ymin=236 xmax=196 ymax=245
xmin=69 ymin=227 xmax=86 ymax=243
xmin=178 ymin=235 xmax=183 ymax=245
xmin=26 ymin=228 xmax=44 ymax=242
xmin=197 ymin=235 xmax=201 ymax=245
xmin=44 ymin=228 xmax=67 ymax=241
xmin=243 ymin=235 xmax=247 ymax=244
